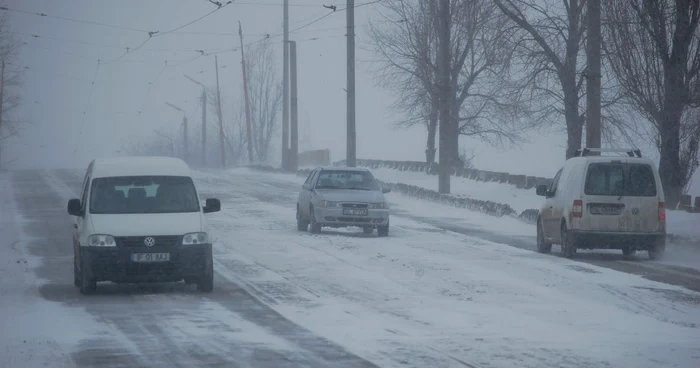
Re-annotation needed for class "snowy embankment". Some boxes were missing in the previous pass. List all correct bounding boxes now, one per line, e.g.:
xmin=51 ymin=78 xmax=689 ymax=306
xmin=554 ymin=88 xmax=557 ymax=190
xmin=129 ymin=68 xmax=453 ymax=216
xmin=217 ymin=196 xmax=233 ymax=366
xmin=194 ymin=168 xmax=700 ymax=368
xmin=368 ymin=167 xmax=700 ymax=240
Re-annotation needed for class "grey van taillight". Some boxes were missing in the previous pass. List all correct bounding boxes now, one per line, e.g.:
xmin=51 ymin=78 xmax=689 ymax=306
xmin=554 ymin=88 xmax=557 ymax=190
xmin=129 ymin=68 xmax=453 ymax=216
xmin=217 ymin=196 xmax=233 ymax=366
xmin=572 ymin=200 xmax=583 ymax=218
xmin=658 ymin=202 xmax=666 ymax=221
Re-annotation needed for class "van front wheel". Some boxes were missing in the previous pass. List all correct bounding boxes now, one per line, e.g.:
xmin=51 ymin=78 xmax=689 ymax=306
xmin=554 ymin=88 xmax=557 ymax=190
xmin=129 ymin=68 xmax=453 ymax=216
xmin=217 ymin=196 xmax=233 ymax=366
xmin=536 ymin=219 xmax=552 ymax=254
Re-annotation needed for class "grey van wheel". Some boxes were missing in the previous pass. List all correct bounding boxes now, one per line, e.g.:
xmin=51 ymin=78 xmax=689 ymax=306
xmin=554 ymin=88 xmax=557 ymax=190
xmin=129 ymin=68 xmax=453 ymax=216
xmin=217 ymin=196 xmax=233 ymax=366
xmin=560 ymin=223 xmax=576 ymax=259
xmin=536 ymin=219 xmax=552 ymax=254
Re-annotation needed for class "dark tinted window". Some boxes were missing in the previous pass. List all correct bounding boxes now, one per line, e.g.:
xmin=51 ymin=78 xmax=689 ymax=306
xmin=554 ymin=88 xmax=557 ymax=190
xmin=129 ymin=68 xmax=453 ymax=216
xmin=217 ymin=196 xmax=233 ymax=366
xmin=90 ymin=176 xmax=200 ymax=214
xmin=626 ymin=164 xmax=657 ymax=196
xmin=315 ymin=170 xmax=380 ymax=191
xmin=584 ymin=163 xmax=656 ymax=197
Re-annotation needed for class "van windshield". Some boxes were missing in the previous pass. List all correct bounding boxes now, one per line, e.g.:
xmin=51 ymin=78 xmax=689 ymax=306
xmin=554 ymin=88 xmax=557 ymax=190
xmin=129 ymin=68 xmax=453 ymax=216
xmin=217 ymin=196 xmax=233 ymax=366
xmin=90 ymin=176 xmax=200 ymax=214
xmin=584 ymin=163 xmax=657 ymax=197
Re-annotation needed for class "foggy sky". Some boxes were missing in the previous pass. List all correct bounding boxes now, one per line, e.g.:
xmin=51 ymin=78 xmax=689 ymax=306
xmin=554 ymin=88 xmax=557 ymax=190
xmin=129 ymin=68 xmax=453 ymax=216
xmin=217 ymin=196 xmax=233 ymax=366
xmin=5 ymin=0 xmax=698 ymax=192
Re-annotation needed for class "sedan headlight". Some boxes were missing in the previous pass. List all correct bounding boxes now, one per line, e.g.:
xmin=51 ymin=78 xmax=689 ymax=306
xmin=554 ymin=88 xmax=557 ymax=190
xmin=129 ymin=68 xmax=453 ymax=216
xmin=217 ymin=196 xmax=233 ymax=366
xmin=318 ymin=200 xmax=341 ymax=208
xmin=183 ymin=232 xmax=208 ymax=245
xmin=369 ymin=202 xmax=390 ymax=209
xmin=87 ymin=234 xmax=116 ymax=247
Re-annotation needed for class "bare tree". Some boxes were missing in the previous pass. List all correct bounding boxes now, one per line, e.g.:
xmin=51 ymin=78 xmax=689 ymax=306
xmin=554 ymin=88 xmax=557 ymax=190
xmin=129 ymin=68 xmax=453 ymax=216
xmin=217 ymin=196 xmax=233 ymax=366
xmin=0 ymin=12 xmax=24 ymax=168
xmin=369 ymin=0 xmax=530 ymax=170
xmin=603 ymin=0 xmax=700 ymax=206
xmin=244 ymin=39 xmax=282 ymax=164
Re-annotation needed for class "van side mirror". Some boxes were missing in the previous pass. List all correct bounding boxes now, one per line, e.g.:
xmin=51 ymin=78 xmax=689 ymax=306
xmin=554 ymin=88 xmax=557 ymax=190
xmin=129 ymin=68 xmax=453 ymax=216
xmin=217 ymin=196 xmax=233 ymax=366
xmin=302 ymin=184 xmax=311 ymax=191
xmin=203 ymin=198 xmax=221 ymax=213
xmin=535 ymin=185 xmax=549 ymax=197
xmin=67 ymin=198 xmax=83 ymax=216
xmin=382 ymin=187 xmax=391 ymax=194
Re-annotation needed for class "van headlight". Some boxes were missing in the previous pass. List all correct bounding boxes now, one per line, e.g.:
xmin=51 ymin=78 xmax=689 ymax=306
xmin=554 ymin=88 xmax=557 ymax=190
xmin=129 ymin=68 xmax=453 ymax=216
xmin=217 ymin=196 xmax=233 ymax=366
xmin=183 ymin=232 xmax=208 ymax=245
xmin=87 ymin=234 xmax=116 ymax=247
xmin=369 ymin=202 xmax=389 ymax=209
xmin=318 ymin=200 xmax=341 ymax=207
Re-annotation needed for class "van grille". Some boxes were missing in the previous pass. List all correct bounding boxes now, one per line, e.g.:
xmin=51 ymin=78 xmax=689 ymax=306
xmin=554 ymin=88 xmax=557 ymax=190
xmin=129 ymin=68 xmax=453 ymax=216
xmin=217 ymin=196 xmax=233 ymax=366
xmin=114 ymin=235 xmax=182 ymax=248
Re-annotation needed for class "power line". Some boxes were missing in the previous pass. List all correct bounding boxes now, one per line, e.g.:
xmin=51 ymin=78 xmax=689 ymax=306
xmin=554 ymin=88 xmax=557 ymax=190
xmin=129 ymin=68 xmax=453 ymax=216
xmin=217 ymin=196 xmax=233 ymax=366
xmin=0 ymin=5 xmax=149 ymax=33
xmin=101 ymin=1 xmax=235 ymax=65
xmin=137 ymin=61 xmax=169 ymax=116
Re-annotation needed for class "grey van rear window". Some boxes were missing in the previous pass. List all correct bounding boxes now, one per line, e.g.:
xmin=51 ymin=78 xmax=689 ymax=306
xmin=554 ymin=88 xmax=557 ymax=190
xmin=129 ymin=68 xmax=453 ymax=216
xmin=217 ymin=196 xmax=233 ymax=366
xmin=584 ymin=163 xmax=657 ymax=197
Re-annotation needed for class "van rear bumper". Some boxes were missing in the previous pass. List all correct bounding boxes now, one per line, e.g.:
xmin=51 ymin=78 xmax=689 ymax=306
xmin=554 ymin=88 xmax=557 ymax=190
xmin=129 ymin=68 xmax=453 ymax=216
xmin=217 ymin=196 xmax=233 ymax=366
xmin=569 ymin=230 xmax=665 ymax=250
xmin=80 ymin=245 xmax=212 ymax=283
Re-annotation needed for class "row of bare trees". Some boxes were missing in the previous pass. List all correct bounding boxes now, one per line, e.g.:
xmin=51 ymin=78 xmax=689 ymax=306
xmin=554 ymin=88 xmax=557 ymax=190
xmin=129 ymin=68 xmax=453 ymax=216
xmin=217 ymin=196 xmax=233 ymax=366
xmin=128 ymin=40 xmax=282 ymax=168
xmin=0 ymin=12 xmax=24 ymax=169
xmin=369 ymin=0 xmax=700 ymax=206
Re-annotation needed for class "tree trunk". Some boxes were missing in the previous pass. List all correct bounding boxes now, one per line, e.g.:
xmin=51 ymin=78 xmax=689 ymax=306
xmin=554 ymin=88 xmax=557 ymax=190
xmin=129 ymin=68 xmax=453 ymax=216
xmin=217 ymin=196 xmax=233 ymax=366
xmin=449 ymin=89 xmax=461 ymax=167
xmin=659 ymin=60 xmax=686 ymax=208
xmin=425 ymin=100 xmax=438 ymax=170
xmin=437 ymin=0 xmax=451 ymax=194
xmin=562 ymin=75 xmax=583 ymax=159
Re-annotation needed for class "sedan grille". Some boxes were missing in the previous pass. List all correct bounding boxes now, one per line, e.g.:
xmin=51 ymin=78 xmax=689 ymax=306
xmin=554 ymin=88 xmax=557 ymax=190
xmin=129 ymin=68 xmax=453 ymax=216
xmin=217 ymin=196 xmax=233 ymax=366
xmin=341 ymin=203 xmax=368 ymax=209
xmin=114 ymin=235 xmax=182 ymax=248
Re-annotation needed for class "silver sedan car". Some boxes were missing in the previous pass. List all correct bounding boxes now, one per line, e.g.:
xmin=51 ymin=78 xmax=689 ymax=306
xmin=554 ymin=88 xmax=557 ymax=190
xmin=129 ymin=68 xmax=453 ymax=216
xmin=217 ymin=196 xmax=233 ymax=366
xmin=296 ymin=167 xmax=391 ymax=236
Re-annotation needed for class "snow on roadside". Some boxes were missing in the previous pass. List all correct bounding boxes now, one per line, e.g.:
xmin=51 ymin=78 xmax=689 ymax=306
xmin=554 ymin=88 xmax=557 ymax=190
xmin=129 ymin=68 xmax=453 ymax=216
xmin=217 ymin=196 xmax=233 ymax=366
xmin=371 ymin=167 xmax=542 ymax=213
xmin=197 ymin=169 xmax=700 ymax=368
xmin=0 ymin=172 xmax=104 ymax=367
xmin=370 ymin=167 xmax=700 ymax=239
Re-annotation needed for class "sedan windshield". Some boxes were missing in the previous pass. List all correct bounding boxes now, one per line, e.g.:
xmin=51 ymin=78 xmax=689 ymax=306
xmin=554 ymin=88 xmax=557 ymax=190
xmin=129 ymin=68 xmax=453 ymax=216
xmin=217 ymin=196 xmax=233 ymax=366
xmin=316 ymin=170 xmax=380 ymax=191
xmin=90 ymin=175 xmax=200 ymax=214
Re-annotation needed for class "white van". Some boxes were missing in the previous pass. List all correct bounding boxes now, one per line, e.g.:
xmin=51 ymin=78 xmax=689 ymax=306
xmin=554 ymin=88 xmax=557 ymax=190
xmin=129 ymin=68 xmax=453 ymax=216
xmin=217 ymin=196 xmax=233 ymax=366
xmin=67 ymin=156 xmax=221 ymax=294
xmin=535 ymin=148 xmax=666 ymax=260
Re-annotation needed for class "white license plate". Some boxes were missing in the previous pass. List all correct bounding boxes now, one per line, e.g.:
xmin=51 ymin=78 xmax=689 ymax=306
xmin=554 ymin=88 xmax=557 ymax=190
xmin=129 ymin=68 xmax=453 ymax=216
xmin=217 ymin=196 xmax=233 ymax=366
xmin=130 ymin=253 xmax=170 ymax=263
xmin=343 ymin=208 xmax=368 ymax=216
xmin=590 ymin=206 xmax=621 ymax=215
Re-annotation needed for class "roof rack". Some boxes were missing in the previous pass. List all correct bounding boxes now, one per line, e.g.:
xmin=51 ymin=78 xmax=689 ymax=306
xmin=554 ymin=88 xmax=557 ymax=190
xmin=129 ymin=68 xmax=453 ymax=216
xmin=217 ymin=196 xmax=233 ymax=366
xmin=575 ymin=148 xmax=642 ymax=158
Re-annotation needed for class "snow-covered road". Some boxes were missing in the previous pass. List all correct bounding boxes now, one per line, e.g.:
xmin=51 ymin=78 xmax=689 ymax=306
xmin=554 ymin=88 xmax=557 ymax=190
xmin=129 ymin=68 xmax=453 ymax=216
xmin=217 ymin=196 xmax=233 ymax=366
xmin=1 ymin=168 xmax=698 ymax=367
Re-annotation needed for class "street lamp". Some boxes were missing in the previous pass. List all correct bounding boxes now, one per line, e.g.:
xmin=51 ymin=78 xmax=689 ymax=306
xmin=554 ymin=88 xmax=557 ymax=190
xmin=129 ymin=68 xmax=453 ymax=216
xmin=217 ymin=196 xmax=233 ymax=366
xmin=165 ymin=102 xmax=188 ymax=163
xmin=184 ymin=74 xmax=207 ymax=167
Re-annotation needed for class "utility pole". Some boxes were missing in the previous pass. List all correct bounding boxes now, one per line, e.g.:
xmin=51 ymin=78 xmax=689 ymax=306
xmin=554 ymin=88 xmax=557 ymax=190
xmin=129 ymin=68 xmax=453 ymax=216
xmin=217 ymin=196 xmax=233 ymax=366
xmin=215 ymin=56 xmax=226 ymax=168
xmin=201 ymin=88 xmax=206 ymax=166
xmin=586 ymin=0 xmax=601 ymax=151
xmin=184 ymin=74 xmax=207 ymax=167
xmin=0 ymin=60 xmax=4 ymax=170
xmin=282 ymin=0 xmax=290 ymax=170
xmin=165 ymin=102 xmax=187 ymax=163
xmin=346 ymin=0 xmax=356 ymax=167
xmin=238 ymin=21 xmax=254 ymax=163
xmin=290 ymin=40 xmax=299 ymax=172
xmin=437 ymin=0 xmax=451 ymax=194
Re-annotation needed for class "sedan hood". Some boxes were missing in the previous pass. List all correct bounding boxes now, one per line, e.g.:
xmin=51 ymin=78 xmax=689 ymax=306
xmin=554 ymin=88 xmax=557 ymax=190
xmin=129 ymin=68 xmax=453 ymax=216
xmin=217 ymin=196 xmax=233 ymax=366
xmin=316 ymin=189 xmax=385 ymax=203
xmin=89 ymin=212 xmax=203 ymax=237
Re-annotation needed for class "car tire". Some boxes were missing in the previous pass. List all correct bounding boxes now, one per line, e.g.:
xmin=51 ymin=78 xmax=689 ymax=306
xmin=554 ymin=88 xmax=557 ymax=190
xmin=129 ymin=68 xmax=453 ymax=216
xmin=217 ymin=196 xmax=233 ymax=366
xmin=560 ymin=223 xmax=576 ymax=259
xmin=309 ymin=207 xmax=322 ymax=234
xmin=79 ymin=262 xmax=96 ymax=295
xmin=197 ymin=263 xmax=214 ymax=292
xmin=377 ymin=224 xmax=389 ymax=237
xmin=536 ymin=218 xmax=552 ymax=254
xmin=73 ymin=257 xmax=81 ymax=287
xmin=648 ymin=238 xmax=666 ymax=260
xmin=363 ymin=227 xmax=374 ymax=234
xmin=296 ymin=206 xmax=308 ymax=232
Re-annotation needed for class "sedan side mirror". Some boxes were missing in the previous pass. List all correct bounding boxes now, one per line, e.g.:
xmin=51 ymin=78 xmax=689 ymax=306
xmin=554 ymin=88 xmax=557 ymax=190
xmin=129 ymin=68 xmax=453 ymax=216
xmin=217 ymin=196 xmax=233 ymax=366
xmin=203 ymin=198 xmax=221 ymax=213
xmin=381 ymin=187 xmax=391 ymax=194
xmin=535 ymin=185 xmax=549 ymax=197
xmin=67 ymin=198 xmax=83 ymax=216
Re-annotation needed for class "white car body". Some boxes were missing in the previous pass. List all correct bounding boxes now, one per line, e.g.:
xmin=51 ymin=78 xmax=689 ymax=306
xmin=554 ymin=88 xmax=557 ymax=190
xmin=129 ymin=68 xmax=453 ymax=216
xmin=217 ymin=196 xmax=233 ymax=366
xmin=68 ymin=156 xmax=221 ymax=294
xmin=536 ymin=148 xmax=666 ymax=259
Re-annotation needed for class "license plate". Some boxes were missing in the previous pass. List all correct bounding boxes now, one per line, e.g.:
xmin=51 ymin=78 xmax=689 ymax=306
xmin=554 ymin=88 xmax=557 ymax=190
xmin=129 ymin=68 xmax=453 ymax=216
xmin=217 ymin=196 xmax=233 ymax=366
xmin=130 ymin=253 xmax=170 ymax=263
xmin=589 ymin=206 xmax=622 ymax=215
xmin=343 ymin=208 xmax=368 ymax=216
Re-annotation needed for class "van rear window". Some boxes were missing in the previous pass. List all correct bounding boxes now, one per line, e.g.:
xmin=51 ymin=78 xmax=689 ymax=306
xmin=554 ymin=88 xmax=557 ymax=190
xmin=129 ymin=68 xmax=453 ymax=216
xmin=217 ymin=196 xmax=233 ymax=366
xmin=584 ymin=163 xmax=656 ymax=197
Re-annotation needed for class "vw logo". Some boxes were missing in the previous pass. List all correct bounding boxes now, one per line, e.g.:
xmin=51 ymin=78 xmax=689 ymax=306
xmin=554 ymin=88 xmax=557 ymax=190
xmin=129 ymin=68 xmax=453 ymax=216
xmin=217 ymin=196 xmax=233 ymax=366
xmin=631 ymin=208 xmax=640 ymax=215
xmin=144 ymin=237 xmax=156 ymax=247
